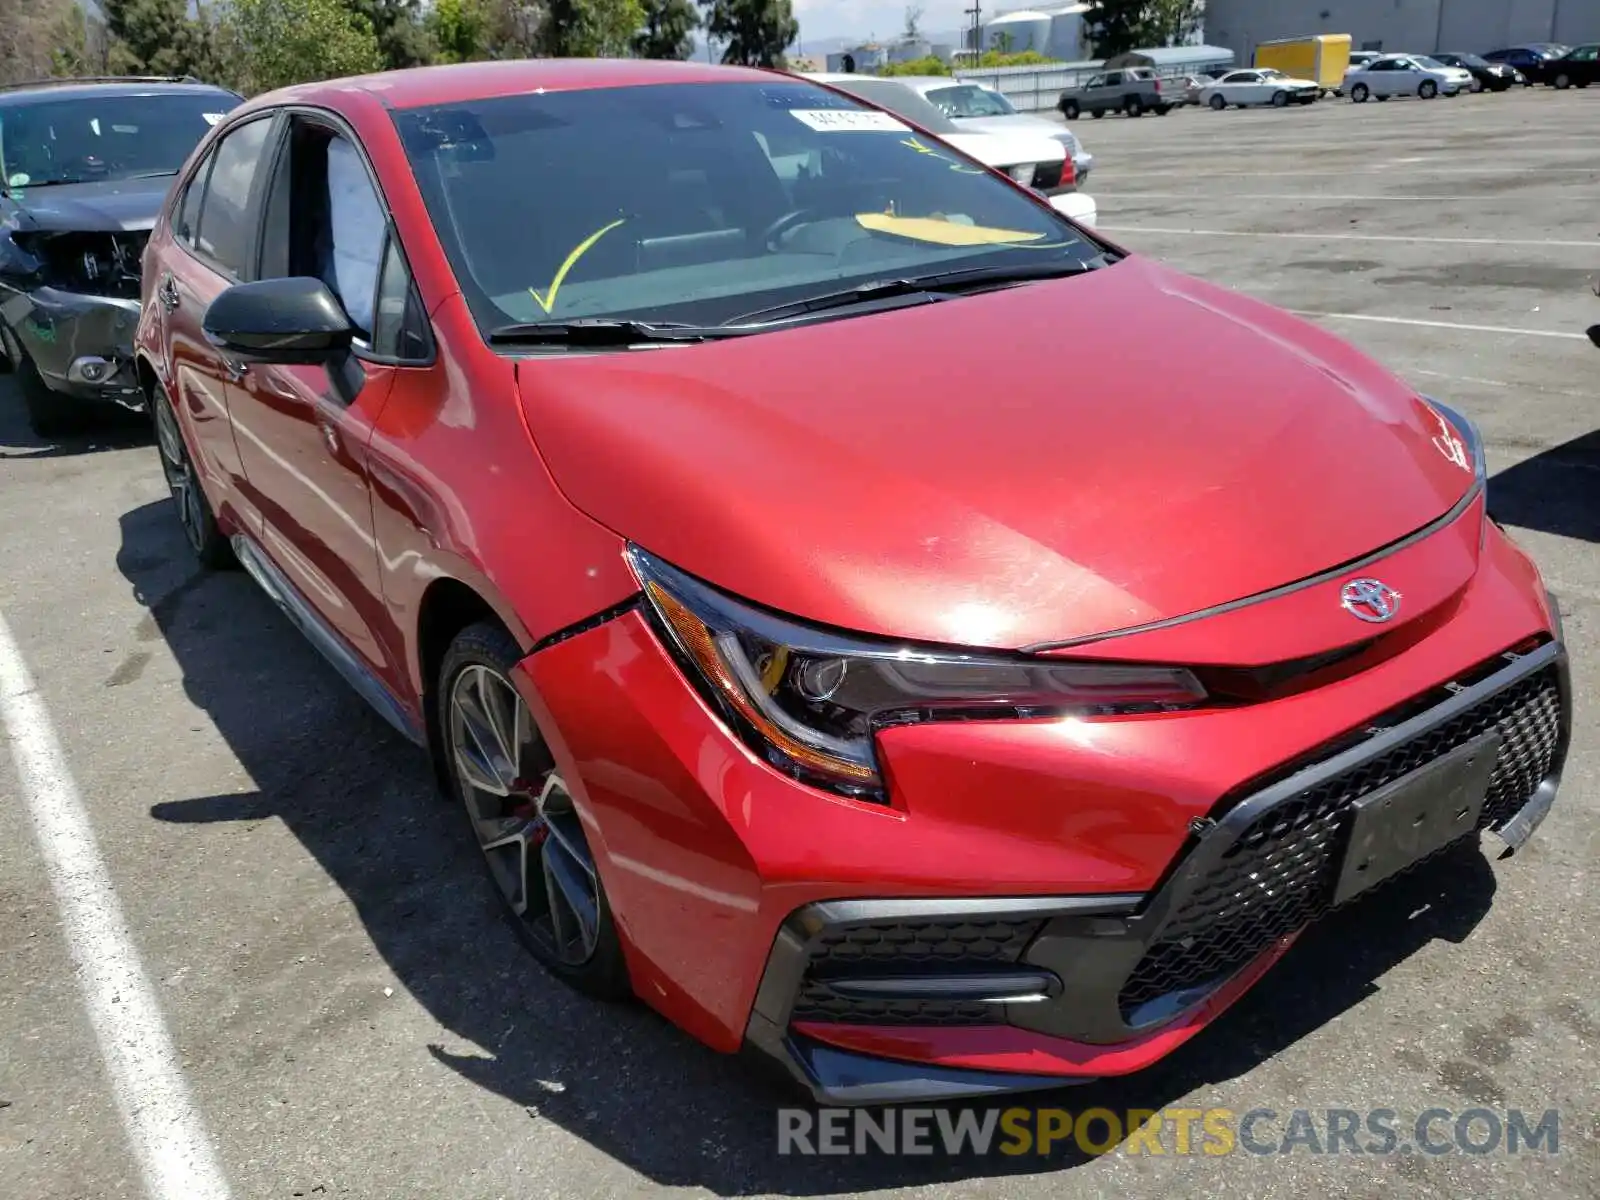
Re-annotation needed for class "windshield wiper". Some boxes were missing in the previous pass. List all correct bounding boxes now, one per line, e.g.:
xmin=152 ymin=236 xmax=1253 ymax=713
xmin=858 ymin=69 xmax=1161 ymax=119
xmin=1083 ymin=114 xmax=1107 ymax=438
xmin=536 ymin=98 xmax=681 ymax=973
xmin=487 ymin=318 xmax=748 ymax=346
xmin=725 ymin=258 xmax=1106 ymax=327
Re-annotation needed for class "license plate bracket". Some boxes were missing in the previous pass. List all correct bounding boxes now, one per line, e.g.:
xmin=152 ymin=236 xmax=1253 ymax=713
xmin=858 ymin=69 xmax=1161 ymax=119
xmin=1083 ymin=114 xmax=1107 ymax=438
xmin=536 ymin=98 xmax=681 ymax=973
xmin=1333 ymin=729 xmax=1502 ymax=906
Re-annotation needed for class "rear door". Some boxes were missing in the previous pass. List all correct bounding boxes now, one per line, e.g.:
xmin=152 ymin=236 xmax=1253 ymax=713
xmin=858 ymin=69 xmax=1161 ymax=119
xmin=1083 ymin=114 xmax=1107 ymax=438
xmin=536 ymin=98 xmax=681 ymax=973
xmin=154 ymin=113 xmax=281 ymax=520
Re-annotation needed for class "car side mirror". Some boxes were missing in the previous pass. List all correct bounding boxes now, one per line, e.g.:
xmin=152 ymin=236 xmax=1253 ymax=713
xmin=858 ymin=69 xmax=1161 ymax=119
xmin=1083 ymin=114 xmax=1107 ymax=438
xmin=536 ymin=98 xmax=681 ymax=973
xmin=203 ymin=277 xmax=354 ymax=364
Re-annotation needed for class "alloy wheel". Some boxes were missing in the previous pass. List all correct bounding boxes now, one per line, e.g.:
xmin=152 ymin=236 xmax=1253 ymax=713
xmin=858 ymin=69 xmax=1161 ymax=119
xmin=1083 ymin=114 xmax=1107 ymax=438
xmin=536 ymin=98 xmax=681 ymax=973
xmin=448 ymin=663 xmax=601 ymax=965
xmin=154 ymin=393 xmax=208 ymax=555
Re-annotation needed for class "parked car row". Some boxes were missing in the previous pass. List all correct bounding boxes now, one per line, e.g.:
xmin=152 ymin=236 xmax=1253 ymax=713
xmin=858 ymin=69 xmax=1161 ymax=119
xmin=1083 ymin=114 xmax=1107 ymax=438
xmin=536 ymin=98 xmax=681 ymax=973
xmin=1059 ymin=41 xmax=1598 ymax=118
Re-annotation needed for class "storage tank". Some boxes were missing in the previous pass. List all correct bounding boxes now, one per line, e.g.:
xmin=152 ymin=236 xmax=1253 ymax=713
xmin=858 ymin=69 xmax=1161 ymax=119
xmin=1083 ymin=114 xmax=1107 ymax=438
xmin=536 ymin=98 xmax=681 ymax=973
xmin=983 ymin=9 xmax=1052 ymax=54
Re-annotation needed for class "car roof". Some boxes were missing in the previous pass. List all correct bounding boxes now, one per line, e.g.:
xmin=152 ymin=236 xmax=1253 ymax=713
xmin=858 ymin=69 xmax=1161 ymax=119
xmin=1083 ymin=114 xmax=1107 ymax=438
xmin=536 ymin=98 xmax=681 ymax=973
xmin=0 ymin=78 xmax=241 ymax=108
xmin=263 ymin=58 xmax=779 ymax=111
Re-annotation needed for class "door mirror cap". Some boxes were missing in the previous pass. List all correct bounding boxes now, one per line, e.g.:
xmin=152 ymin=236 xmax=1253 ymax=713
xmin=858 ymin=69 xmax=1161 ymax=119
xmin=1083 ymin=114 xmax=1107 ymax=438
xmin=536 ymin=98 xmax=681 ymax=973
xmin=203 ymin=277 xmax=354 ymax=363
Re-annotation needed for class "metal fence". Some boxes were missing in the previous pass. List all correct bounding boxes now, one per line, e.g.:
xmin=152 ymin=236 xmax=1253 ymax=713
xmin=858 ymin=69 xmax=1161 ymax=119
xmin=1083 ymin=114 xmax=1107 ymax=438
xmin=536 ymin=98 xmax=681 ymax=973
xmin=954 ymin=52 xmax=1237 ymax=112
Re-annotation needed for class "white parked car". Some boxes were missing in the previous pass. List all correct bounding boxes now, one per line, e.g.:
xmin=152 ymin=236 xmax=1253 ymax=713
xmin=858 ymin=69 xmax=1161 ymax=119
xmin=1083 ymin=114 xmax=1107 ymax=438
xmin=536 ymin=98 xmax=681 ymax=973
xmin=1199 ymin=68 xmax=1322 ymax=109
xmin=1344 ymin=54 xmax=1474 ymax=101
xmin=888 ymin=77 xmax=1094 ymax=185
xmin=805 ymin=74 xmax=1097 ymax=227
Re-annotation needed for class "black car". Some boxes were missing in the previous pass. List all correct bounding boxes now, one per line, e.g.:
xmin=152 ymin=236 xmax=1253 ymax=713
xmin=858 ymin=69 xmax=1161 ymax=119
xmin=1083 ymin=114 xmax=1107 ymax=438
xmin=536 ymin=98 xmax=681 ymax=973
xmin=0 ymin=76 xmax=241 ymax=434
xmin=1432 ymin=52 xmax=1524 ymax=91
xmin=1541 ymin=44 xmax=1600 ymax=89
xmin=1481 ymin=44 xmax=1568 ymax=84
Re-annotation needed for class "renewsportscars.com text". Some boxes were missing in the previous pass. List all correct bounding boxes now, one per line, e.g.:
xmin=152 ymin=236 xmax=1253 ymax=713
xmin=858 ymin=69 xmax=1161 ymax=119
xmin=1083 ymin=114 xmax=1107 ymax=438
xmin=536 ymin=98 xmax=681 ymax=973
xmin=777 ymin=1106 xmax=1561 ymax=1158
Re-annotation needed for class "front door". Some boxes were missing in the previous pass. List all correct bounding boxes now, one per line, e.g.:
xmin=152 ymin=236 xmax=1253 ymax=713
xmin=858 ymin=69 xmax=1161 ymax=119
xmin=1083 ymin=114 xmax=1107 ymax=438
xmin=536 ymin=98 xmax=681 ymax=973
xmin=225 ymin=117 xmax=395 ymax=676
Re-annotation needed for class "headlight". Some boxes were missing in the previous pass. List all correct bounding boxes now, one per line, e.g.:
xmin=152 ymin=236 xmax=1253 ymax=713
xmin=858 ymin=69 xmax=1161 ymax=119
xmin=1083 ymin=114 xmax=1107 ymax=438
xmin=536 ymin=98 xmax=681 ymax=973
xmin=628 ymin=547 xmax=1207 ymax=800
xmin=1422 ymin=396 xmax=1487 ymax=485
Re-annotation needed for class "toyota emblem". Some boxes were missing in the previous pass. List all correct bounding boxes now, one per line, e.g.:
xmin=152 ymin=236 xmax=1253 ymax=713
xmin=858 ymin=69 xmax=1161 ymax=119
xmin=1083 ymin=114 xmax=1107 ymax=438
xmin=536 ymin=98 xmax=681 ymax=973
xmin=1341 ymin=578 xmax=1401 ymax=623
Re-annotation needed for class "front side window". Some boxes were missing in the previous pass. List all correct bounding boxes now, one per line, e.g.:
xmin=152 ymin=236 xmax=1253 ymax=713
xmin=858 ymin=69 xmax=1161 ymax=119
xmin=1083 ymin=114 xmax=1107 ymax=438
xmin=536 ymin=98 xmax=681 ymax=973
xmin=0 ymin=90 xmax=239 ymax=189
xmin=392 ymin=80 xmax=1102 ymax=339
xmin=924 ymin=84 xmax=1015 ymax=119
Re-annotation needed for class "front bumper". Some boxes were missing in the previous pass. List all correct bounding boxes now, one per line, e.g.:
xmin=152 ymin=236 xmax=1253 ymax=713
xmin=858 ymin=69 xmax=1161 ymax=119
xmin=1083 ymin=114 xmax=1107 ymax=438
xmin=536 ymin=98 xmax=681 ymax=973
xmin=519 ymin=522 xmax=1567 ymax=1103
xmin=746 ymin=638 xmax=1568 ymax=1102
xmin=0 ymin=286 xmax=145 ymax=409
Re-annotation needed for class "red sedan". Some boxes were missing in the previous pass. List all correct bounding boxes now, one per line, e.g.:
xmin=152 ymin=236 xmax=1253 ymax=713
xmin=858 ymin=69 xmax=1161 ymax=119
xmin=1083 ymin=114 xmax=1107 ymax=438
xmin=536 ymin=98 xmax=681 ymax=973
xmin=134 ymin=58 xmax=1570 ymax=1104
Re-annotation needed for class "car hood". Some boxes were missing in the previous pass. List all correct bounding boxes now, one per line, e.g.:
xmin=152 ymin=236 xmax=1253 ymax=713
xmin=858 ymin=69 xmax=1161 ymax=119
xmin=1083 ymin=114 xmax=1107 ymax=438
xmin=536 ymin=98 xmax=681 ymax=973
xmin=5 ymin=176 xmax=173 ymax=233
xmin=942 ymin=130 xmax=1065 ymax=170
xmin=953 ymin=113 xmax=1072 ymax=142
xmin=517 ymin=256 xmax=1476 ymax=651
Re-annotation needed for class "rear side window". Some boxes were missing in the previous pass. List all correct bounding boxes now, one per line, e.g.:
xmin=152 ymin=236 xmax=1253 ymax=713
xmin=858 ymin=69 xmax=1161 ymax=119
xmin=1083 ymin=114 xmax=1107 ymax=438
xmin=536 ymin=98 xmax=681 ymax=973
xmin=194 ymin=116 xmax=274 ymax=278
xmin=173 ymin=151 xmax=212 ymax=247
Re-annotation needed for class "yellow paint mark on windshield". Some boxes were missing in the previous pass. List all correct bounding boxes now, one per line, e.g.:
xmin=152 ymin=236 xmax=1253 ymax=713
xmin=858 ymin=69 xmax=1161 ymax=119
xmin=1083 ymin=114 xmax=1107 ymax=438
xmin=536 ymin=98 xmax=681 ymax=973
xmin=855 ymin=212 xmax=1047 ymax=246
xmin=529 ymin=218 xmax=629 ymax=315
xmin=900 ymin=136 xmax=985 ymax=175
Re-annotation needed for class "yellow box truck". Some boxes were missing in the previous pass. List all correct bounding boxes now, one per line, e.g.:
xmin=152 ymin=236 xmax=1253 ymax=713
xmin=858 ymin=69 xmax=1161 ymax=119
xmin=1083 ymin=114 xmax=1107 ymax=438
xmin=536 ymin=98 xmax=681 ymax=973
xmin=1254 ymin=34 xmax=1353 ymax=91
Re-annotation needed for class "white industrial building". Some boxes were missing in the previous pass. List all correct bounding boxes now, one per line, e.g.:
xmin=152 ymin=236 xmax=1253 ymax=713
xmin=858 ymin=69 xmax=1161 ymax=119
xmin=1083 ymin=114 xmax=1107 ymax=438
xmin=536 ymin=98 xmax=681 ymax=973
xmin=1203 ymin=0 xmax=1600 ymax=60
xmin=980 ymin=3 xmax=1092 ymax=61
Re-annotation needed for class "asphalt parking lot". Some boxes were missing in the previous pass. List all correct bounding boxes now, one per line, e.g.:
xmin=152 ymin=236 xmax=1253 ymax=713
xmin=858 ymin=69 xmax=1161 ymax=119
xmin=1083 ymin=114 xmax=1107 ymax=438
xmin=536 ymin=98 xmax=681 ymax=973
xmin=2 ymin=85 xmax=1598 ymax=1200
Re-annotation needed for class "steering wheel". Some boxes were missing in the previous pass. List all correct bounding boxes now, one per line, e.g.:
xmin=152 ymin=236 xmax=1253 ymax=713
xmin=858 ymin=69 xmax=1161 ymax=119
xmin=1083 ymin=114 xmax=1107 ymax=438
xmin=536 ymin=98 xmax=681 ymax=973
xmin=759 ymin=207 xmax=825 ymax=249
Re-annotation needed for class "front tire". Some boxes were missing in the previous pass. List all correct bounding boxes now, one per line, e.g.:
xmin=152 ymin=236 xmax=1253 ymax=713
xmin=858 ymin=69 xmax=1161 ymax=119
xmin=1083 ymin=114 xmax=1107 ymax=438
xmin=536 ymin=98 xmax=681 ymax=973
xmin=2 ymin=324 xmax=81 ymax=438
xmin=1062 ymin=100 xmax=1080 ymax=119
xmin=1272 ymin=90 xmax=1289 ymax=108
xmin=1554 ymin=73 xmax=1571 ymax=89
xmin=440 ymin=622 xmax=630 ymax=1000
xmin=151 ymin=383 xmax=232 ymax=568
xmin=1419 ymin=80 xmax=1438 ymax=99
xmin=1091 ymin=108 xmax=1105 ymax=118
xmin=1209 ymin=94 xmax=1226 ymax=110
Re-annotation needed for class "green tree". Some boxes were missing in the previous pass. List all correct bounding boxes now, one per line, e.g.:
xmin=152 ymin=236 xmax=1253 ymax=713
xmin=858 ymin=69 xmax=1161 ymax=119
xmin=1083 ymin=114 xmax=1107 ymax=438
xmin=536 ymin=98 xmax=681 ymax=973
xmin=0 ymin=0 xmax=91 ymax=83
xmin=101 ymin=0 xmax=194 ymax=75
xmin=226 ymin=0 xmax=384 ymax=93
xmin=537 ymin=0 xmax=644 ymax=57
xmin=346 ymin=0 xmax=433 ymax=69
xmin=699 ymin=0 xmax=796 ymax=67
xmin=634 ymin=0 xmax=699 ymax=59
xmin=1147 ymin=0 xmax=1200 ymax=46
xmin=428 ymin=0 xmax=491 ymax=62
xmin=1083 ymin=0 xmax=1152 ymax=58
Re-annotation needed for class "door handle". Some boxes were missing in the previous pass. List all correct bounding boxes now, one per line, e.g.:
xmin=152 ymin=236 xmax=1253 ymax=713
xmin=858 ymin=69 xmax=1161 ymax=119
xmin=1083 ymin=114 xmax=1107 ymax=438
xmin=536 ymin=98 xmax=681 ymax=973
xmin=221 ymin=356 xmax=248 ymax=381
xmin=157 ymin=273 xmax=180 ymax=311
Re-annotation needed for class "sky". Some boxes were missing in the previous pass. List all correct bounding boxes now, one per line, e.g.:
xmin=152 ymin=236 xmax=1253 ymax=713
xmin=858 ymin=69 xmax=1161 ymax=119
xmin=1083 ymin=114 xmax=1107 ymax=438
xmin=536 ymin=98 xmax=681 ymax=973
xmin=791 ymin=0 xmax=979 ymax=46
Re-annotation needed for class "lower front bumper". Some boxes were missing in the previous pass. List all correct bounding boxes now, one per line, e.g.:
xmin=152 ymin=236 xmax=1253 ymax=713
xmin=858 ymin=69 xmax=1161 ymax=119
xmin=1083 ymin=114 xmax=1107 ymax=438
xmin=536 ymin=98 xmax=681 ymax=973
xmin=745 ymin=639 xmax=1569 ymax=1103
xmin=1 ymin=287 xmax=145 ymax=409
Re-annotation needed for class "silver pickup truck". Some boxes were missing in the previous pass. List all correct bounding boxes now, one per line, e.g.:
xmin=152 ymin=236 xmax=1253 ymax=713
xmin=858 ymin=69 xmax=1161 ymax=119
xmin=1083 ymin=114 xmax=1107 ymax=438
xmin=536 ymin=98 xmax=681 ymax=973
xmin=1058 ymin=67 xmax=1173 ymax=119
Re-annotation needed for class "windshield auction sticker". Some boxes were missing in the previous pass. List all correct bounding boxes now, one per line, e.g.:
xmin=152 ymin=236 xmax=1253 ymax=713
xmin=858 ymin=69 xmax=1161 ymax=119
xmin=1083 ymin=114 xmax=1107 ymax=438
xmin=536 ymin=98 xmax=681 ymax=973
xmin=789 ymin=109 xmax=909 ymax=133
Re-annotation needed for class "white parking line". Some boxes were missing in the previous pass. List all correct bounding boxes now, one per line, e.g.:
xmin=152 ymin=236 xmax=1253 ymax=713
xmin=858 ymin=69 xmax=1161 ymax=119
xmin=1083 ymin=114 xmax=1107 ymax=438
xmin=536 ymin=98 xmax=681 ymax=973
xmin=1099 ymin=226 xmax=1600 ymax=249
xmin=1100 ymin=193 xmax=1493 ymax=202
xmin=1116 ymin=168 xmax=1599 ymax=177
xmin=1291 ymin=311 xmax=1591 ymax=341
xmin=0 ymin=611 xmax=231 ymax=1200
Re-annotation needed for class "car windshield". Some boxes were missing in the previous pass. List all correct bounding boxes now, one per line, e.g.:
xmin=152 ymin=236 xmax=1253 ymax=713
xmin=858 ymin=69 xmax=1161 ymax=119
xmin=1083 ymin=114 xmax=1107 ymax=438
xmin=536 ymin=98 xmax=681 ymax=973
xmin=1456 ymin=54 xmax=1489 ymax=67
xmin=923 ymin=84 xmax=1016 ymax=118
xmin=1260 ymin=69 xmax=1287 ymax=79
xmin=392 ymin=80 xmax=1101 ymax=337
xmin=0 ymin=91 xmax=236 ymax=188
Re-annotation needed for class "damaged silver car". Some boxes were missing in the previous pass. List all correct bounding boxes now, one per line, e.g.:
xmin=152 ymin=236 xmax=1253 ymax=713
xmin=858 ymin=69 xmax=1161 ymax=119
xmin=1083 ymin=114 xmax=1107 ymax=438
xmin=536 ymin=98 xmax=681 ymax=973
xmin=0 ymin=76 xmax=241 ymax=435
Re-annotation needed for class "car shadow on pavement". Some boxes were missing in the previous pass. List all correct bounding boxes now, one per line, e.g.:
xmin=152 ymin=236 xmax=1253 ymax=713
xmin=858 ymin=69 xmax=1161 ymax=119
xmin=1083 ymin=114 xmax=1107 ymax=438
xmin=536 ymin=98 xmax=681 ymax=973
xmin=118 ymin=496 xmax=1499 ymax=1192
xmin=1489 ymin=432 xmax=1600 ymax=544
xmin=0 ymin=376 xmax=152 ymax=459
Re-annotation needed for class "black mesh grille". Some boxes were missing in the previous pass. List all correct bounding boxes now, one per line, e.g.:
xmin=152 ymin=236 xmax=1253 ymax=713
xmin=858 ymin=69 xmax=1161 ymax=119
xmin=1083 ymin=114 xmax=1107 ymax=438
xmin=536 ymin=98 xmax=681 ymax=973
xmin=1117 ymin=665 xmax=1562 ymax=1020
xmin=793 ymin=919 xmax=1042 ymax=1026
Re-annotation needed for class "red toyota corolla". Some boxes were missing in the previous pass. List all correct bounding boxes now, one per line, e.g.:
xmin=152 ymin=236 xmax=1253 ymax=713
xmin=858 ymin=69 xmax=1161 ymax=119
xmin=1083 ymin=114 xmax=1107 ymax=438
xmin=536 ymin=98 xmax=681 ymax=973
xmin=135 ymin=59 xmax=1569 ymax=1104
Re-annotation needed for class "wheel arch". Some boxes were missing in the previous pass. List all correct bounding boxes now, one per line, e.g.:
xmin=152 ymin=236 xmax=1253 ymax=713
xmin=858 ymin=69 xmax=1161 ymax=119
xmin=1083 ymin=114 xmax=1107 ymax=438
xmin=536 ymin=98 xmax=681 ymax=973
xmin=415 ymin=575 xmax=515 ymax=769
